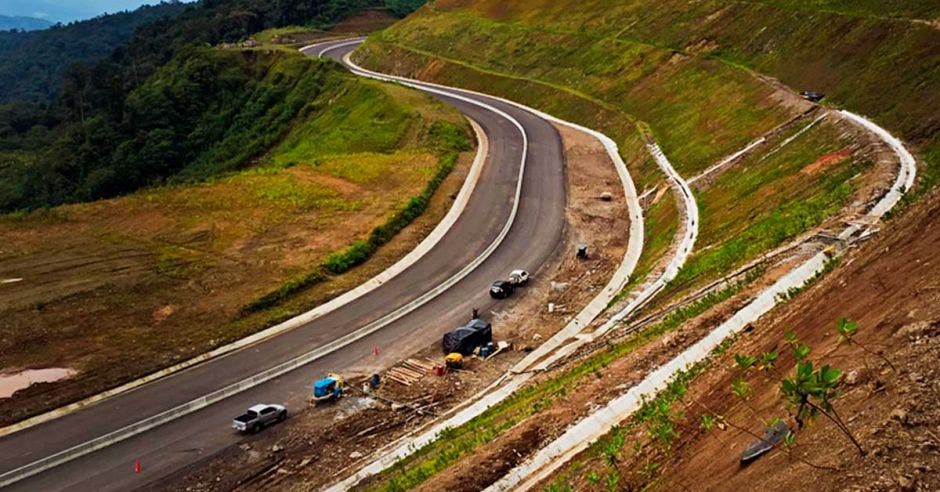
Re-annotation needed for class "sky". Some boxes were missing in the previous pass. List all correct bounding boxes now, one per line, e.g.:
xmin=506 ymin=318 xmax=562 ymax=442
xmin=0 ymin=0 xmax=193 ymax=23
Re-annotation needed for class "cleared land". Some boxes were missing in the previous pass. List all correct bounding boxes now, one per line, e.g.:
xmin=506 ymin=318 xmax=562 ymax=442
xmin=0 ymin=52 xmax=474 ymax=424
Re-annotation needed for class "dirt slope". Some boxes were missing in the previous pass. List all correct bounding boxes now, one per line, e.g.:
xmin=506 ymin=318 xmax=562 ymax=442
xmin=547 ymin=187 xmax=940 ymax=491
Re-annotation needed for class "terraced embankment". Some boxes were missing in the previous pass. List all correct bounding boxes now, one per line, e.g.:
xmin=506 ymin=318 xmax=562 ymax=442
xmin=333 ymin=0 xmax=936 ymax=489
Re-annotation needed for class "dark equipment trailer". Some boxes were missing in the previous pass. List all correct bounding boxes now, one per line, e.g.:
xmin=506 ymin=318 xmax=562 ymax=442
xmin=442 ymin=318 xmax=493 ymax=355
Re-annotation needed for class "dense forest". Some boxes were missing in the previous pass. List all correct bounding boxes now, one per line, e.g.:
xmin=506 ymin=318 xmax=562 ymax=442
xmin=0 ymin=3 xmax=189 ymax=103
xmin=0 ymin=0 xmax=426 ymax=213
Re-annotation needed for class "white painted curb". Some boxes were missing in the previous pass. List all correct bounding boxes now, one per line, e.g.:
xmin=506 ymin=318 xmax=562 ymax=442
xmin=322 ymin=40 xmax=655 ymax=492
xmin=0 ymin=40 xmax=535 ymax=489
xmin=336 ymin=42 xmax=703 ymax=376
xmin=840 ymin=110 xmax=917 ymax=218
xmin=491 ymin=112 xmax=918 ymax=491
xmin=522 ymin=140 xmax=699 ymax=372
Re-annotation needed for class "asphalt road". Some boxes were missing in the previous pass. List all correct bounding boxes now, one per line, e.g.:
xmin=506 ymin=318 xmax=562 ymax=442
xmin=0 ymin=39 xmax=567 ymax=491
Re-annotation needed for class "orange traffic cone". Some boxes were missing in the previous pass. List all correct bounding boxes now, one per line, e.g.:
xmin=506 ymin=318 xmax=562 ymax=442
xmin=135 ymin=459 xmax=142 ymax=474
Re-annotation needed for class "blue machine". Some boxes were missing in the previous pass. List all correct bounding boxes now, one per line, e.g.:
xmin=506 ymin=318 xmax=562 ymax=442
xmin=312 ymin=373 xmax=344 ymax=402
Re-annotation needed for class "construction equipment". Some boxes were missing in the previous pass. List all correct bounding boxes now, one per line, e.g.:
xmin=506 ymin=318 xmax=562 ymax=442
xmin=445 ymin=352 xmax=464 ymax=369
xmin=577 ymin=244 xmax=588 ymax=259
xmin=442 ymin=318 xmax=492 ymax=355
xmin=311 ymin=373 xmax=344 ymax=403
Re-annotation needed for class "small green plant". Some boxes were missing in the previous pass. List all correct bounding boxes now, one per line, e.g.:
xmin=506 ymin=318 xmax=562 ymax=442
xmin=724 ymin=328 xmax=864 ymax=456
xmin=778 ymin=355 xmax=864 ymax=455
xmin=587 ymin=471 xmax=600 ymax=484
xmin=639 ymin=460 xmax=660 ymax=477
xmin=730 ymin=377 xmax=750 ymax=398
xmin=836 ymin=317 xmax=896 ymax=371
xmin=758 ymin=350 xmax=778 ymax=371
xmin=784 ymin=330 xmax=811 ymax=360
xmin=734 ymin=354 xmax=757 ymax=370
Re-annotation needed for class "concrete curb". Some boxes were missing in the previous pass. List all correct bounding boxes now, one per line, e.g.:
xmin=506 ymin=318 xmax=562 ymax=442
xmin=492 ymin=112 xmax=918 ymax=492
xmin=322 ymin=43 xmax=650 ymax=492
xmin=497 ymin=250 xmax=832 ymax=492
xmin=524 ymin=139 xmax=700 ymax=372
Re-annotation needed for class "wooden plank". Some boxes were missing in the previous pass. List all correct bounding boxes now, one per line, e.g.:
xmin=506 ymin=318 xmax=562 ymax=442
xmin=388 ymin=368 xmax=420 ymax=383
xmin=386 ymin=374 xmax=412 ymax=386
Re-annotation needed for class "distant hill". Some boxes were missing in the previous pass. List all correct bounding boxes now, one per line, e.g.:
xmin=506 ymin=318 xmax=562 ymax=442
xmin=0 ymin=0 xmax=408 ymax=212
xmin=0 ymin=15 xmax=53 ymax=31
xmin=0 ymin=2 xmax=188 ymax=103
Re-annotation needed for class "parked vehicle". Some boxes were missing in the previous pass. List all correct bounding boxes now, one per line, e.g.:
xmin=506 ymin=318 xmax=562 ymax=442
xmin=445 ymin=352 xmax=464 ymax=369
xmin=509 ymin=269 xmax=529 ymax=286
xmin=490 ymin=269 xmax=529 ymax=299
xmin=442 ymin=318 xmax=492 ymax=355
xmin=312 ymin=373 xmax=345 ymax=403
xmin=799 ymin=91 xmax=825 ymax=102
xmin=490 ymin=280 xmax=514 ymax=299
xmin=232 ymin=404 xmax=287 ymax=433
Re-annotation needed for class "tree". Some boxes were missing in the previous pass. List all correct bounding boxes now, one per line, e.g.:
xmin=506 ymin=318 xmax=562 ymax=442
xmin=385 ymin=0 xmax=426 ymax=18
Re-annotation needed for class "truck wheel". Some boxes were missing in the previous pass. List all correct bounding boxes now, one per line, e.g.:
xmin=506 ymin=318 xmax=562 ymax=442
xmin=278 ymin=410 xmax=287 ymax=422
xmin=252 ymin=423 xmax=260 ymax=433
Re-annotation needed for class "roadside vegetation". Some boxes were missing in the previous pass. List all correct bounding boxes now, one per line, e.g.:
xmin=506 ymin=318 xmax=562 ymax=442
xmin=371 ymin=0 xmax=937 ymax=187
xmin=660 ymin=119 xmax=867 ymax=301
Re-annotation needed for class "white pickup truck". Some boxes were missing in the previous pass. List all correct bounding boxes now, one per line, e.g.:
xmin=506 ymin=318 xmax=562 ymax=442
xmin=232 ymin=403 xmax=287 ymax=433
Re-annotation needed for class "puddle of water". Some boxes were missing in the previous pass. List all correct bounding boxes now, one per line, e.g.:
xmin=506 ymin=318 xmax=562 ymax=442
xmin=0 ymin=368 xmax=77 ymax=398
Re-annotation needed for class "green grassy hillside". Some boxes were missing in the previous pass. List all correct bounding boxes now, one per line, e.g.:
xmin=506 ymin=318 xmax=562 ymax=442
xmin=362 ymin=0 xmax=939 ymax=186
xmin=0 ymin=48 xmax=349 ymax=211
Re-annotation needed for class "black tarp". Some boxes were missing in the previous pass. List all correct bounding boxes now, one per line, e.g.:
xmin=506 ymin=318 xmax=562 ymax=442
xmin=442 ymin=318 xmax=492 ymax=355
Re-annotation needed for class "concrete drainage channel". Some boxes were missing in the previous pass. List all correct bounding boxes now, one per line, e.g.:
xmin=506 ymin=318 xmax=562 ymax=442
xmin=321 ymin=41 xmax=707 ymax=491
xmin=488 ymin=111 xmax=918 ymax=492
xmin=0 ymin=39 xmax=535 ymax=489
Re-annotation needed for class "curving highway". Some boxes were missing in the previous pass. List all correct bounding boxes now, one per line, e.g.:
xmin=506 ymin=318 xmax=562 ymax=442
xmin=0 ymin=39 xmax=569 ymax=490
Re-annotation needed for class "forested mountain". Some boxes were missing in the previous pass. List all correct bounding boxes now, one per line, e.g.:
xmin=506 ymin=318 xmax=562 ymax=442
xmin=0 ymin=0 xmax=426 ymax=213
xmin=0 ymin=2 xmax=189 ymax=103
xmin=0 ymin=16 xmax=53 ymax=32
